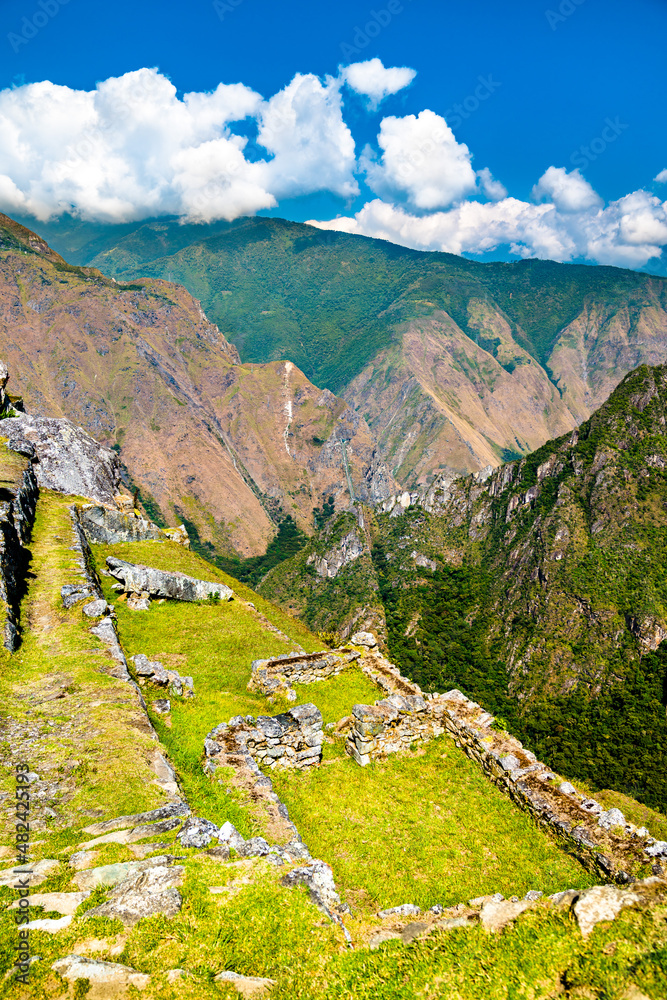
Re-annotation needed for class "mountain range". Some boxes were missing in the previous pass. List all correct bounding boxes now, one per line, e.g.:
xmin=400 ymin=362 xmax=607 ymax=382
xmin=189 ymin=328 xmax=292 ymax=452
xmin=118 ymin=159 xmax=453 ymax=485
xmin=0 ymin=213 xmax=394 ymax=557
xmin=21 ymin=213 xmax=667 ymax=487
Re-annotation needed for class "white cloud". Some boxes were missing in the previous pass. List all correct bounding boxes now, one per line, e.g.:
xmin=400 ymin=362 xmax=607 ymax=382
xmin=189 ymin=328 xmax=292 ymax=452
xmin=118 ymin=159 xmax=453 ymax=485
xmin=362 ymin=109 xmax=477 ymax=210
xmin=532 ymin=166 xmax=603 ymax=213
xmin=0 ymin=68 xmax=357 ymax=222
xmin=257 ymin=73 xmax=358 ymax=200
xmin=477 ymin=167 xmax=507 ymax=202
xmin=308 ymin=186 xmax=667 ymax=270
xmin=341 ymin=58 xmax=416 ymax=109
xmin=1 ymin=65 xmax=666 ymax=271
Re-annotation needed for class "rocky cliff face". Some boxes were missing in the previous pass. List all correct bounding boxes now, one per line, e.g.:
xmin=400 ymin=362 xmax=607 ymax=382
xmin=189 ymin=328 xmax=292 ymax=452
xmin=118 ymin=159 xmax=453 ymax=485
xmin=0 ymin=215 xmax=396 ymax=557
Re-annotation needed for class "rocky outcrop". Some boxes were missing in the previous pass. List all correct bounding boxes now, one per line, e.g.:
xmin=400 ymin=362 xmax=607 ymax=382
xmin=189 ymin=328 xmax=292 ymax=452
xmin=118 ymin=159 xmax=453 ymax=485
xmin=106 ymin=556 xmax=233 ymax=602
xmin=77 ymin=498 xmax=190 ymax=546
xmin=0 ymin=456 xmax=38 ymax=650
xmin=4 ymin=413 xmax=120 ymax=503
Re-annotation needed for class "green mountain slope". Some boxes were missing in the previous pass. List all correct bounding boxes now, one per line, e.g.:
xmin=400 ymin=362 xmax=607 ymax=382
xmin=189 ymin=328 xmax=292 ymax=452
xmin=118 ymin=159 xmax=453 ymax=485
xmin=260 ymin=363 xmax=667 ymax=809
xmin=29 ymin=213 xmax=667 ymax=485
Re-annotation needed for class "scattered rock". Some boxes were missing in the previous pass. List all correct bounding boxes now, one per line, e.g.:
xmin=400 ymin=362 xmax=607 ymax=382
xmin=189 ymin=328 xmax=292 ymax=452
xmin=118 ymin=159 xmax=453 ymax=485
xmin=177 ymin=817 xmax=219 ymax=849
xmin=378 ymin=903 xmax=422 ymax=919
xmin=281 ymin=860 xmax=343 ymax=918
xmin=524 ymin=889 xmax=544 ymax=902
xmin=153 ymin=699 xmax=171 ymax=714
xmin=83 ymin=861 xmax=184 ymax=927
xmin=61 ymin=583 xmax=95 ymax=609
xmin=82 ymin=801 xmax=189 ymax=836
xmin=166 ymin=968 xmax=191 ymax=983
xmin=9 ymin=890 xmax=90 ymax=915
xmin=127 ymin=593 xmax=151 ymax=611
xmin=73 ymin=855 xmax=176 ymax=891
xmin=25 ymin=915 xmax=73 ymax=933
xmin=51 ymin=954 xmax=150 ymax=996
xmin=350 ymin=631 xmax=377 ymax=648
xmin=558 ymin=781 xmax=577 ymax=795
xmin=399 ymin=920 xmax=430 ymax=943
xmin=369 ymin=929 xmax=402 ymax=949
xmin=218 ymin=821 xmax=248 ymax=853
xmin=69 ymin=850 xmax=100 ymax=871
xmin=239 ymin=837 xmax=271 ymax=858
xmin=0 ymin=858 xmax=60 ymax=887
xmin=598 ymin=808 xmax=626 ymax=830
xmin=646 ymin=840 xmax=667 ymax=857
xmin=214 ymin=970 xmax=276 ymax=997
xmin=573 ymin=884 xmax=641 ymax=937
xmin=127 ymin=843 xmax=170 ymax=859
xmin=479 ymin=897 xmax=534 ymax=932
xmin=82 ymin=599 xmax=110 ymax=618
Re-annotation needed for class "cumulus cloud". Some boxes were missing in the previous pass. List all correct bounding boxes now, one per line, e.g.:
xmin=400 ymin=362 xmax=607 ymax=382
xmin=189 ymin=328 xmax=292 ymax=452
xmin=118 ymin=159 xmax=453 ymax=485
xmin=362 ymin=109 xmax=477 ymax=210
xmin=1 ymin=65 xmax=666 ymax=270
xmin=0 ymin=68 xmax=357 ymax=222
xmin=341 ymin=58 xmax=416 ymax=109
xmin=257 ymin=73 xmax=357 ymax=200
xmin=532 ymin=166 xmax=603 ymax=213
xmin=477 ymin=167 xmax=507 ymax=202
xmin=308 ymin=185 xmax=667 ymax=270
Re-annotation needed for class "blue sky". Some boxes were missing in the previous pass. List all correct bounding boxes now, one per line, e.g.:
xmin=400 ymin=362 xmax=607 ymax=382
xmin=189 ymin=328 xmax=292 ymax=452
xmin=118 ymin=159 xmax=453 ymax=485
xmin=1 ymin=0 xmax=666 ymax=269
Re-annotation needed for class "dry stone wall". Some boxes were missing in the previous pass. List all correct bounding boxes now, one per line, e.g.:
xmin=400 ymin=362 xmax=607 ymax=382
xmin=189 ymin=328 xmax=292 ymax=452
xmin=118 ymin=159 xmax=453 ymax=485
xmin=346 ymin=682 xmax=667 ymax=884
xmin=248 ymin=649 xmax=360 ymax=699
xmin=205 ymin=703 xmax=324 ymax=772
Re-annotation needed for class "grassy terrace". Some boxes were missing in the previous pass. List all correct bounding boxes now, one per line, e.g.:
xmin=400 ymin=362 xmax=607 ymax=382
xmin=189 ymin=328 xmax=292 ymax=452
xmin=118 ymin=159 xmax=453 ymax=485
xmin=97 ymin=540 xmax=593 ymax=914
xmin=1 ymin=526 xmax=665 ymax=999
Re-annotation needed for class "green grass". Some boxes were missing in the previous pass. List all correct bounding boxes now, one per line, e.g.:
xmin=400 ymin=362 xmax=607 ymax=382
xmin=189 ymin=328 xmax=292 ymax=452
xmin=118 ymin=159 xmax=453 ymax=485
xmin=270 ymin=737 xmax=596 ymax=916
xmin=94 ymin=540 xmax=371 ymax=834
xmin=0 ymin=494 xmax=170 ymax=850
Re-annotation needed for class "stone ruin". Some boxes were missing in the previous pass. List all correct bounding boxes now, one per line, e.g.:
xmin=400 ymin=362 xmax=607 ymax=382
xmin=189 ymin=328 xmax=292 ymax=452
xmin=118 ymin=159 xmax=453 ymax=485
xmin=205 ymin=703 xmax=324 ymax=771
xmin=248 ymin=648 xmax=361 ymax=701
xmin=344 ymin=684 xmax=667 ymax=884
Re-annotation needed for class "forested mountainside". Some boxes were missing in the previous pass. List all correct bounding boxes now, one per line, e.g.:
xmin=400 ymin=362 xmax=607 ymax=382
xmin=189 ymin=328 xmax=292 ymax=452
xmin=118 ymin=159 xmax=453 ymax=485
xmin=260 ymin=364 xmax=667 ymax=809
xmin=0 ymin=214 xmax=395 ymax=557
xmin=27 ymin=213 xmax=667 ymax=484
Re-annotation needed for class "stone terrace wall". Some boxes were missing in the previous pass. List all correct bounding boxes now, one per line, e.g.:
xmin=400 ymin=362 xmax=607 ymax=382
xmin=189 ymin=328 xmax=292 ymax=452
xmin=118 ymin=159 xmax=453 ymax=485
xmin=248 ymin=649 xmax=360 ymax=699
xmin=347 ymin=694 xmax=446 ymax=766
xmin=205 ymin=703 xmax=324 ymax=772
xmin=346 ymin=686 xmax=666 ymax=884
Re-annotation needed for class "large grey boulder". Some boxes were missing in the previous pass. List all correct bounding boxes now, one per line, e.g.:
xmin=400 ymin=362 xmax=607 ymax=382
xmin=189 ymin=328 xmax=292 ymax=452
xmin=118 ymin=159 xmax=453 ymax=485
xmin=78 ymin=504 xmax=164 ymax=544
xmin=4 ymin=414 xmax=120 ymax=503
xmin=83 ymin=860 xmax=184 ymax=927
xmin=106 ymin=556 xmax=233 ymax=602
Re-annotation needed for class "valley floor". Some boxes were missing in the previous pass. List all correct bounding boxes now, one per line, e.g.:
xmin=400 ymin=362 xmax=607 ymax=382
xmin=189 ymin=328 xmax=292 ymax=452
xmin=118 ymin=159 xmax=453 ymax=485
xmin=0 ymin=505 xmax=666 ymax=998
